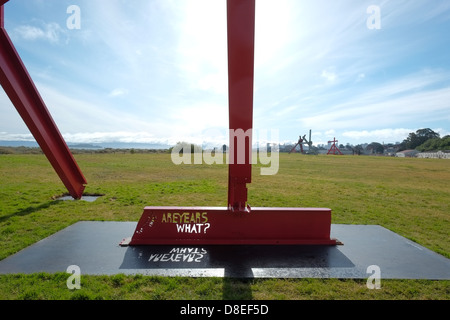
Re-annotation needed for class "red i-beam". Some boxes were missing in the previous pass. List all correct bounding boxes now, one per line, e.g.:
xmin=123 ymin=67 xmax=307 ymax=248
xmin=0 ymin=1 xmax=86 ymax=199
xmin=122 ymin=0 xmax=338 ymax=246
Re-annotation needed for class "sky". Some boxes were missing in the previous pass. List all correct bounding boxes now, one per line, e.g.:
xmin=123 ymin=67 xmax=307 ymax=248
xmin=1 ymin=0 xmax=450 ymax=148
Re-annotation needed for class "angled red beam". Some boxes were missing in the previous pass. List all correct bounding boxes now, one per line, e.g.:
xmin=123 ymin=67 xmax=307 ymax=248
xmin=0 ymin=3 xmax=87 ymax=199
xmin=227 ymin=0 xmax=255 ymax=212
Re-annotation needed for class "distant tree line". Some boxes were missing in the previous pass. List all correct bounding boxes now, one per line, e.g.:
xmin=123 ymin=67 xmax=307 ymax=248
xmin=398 ymin=128 xmax=450 ymax=152
xmin=4 ymin=128 xmax=447 ymax=156
xmin=0 ymin=146 xmax=167 ymax=155
xmin=168 ymin=141 xmax=204 ymax=154
xmin=0 ymin=146 xmax=43 ymax=154
xmin=278 ymin=128 xmax=450 ymax=155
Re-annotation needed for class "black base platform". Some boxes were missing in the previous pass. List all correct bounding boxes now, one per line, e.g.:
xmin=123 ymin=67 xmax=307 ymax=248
xmin=0 ymin=222 xmax=449 ymax=279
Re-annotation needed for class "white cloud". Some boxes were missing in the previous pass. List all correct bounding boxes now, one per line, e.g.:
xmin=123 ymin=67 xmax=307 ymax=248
xmin=321 ymin=69 xmax=337 ymax=82
xmin=32 ymin=82 xmax=152 ymax=134
xmin=299 ymin=69 xmax=450 ymax=132
xmin=109 ymin=88 xmax=129 ymax=97
xmin=0 ymin=132 xmax=33 ymax=141
xmin=61 ymin=131 xmax=158 ymax=144
xmin=342 ymin=129 xmax=413 ymax=144
xmin=172 ymin=0 xmax=227 ymax=93
xmin=254 ymin=0 xmax=295 ymax=68
xmin=300 ymin=90 xmax=450 ymax=132
xmin=13 ymin=22 xmax=65 ymax=43
xmin=356 ymin=73 xmax=365 ymax=82
xmin=342 ymin=127 xmax=450 ymax=144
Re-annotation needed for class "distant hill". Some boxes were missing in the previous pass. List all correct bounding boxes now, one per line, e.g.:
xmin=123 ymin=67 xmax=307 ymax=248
xmin=0 ymin=140 xmax=171 ymax=150
xmin=0 ymin=140 xmax=39 ymax=148
xmin=67 ymin=143 xmax=103 ymax=149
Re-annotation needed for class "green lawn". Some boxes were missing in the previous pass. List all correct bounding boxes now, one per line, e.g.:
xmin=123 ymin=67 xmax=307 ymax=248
xmin=0 ymin=152 xmax=449 ymax=300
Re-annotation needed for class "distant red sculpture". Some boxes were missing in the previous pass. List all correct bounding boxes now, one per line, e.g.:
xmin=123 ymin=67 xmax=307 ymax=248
xmin=327 ymin=137 xmax=343 ymax=155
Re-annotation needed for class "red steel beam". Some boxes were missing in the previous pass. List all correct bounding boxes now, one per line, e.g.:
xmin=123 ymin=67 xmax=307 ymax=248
xmin=227 ymin=0 xmax=255 ymax=212
xmin=125 ymin=206 xmax=337 ymax=245
xmin=0 ymin=2 xmax=87 ymax=199
xmin=121 ymin=0 xmax=339 ymax=246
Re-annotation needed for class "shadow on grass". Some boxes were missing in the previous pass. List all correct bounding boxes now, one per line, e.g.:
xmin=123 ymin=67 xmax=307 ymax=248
xmin=0 ymin=201 xmax=62 ymax=223
xmin=222 ymin=265 xmax=254 ymax=299
xmin=222 ymin=277 xmax=253 ymax=300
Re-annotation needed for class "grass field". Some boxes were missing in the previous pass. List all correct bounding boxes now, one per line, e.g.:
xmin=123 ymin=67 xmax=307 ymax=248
xmin=0 ymin=152 xmax=449 ymax=300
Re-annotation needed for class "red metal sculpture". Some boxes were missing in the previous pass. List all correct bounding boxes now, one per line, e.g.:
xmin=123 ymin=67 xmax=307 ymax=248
xmin=327 ymin=137 xmax=343 ymax=155
xmin=120 ymin=0 xmax=338 ymax=246
xmin=1 ymin=0 xmax=338 ymax=246
xmin=0 ymin=1 xmax=86 ymax=199
xmin=289 ymin=136 xmax=305 ymax=154
xmin=289 ymin=130 xmax=313 ymax=154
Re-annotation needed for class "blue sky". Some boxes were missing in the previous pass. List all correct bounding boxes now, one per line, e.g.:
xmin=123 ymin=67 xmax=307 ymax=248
xmin=1 ymin=0 xmax=449 ymax=148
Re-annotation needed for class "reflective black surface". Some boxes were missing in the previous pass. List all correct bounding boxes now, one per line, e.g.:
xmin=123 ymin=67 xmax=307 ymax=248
xmin=0 ymin=222 xmax=449 ymax=279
